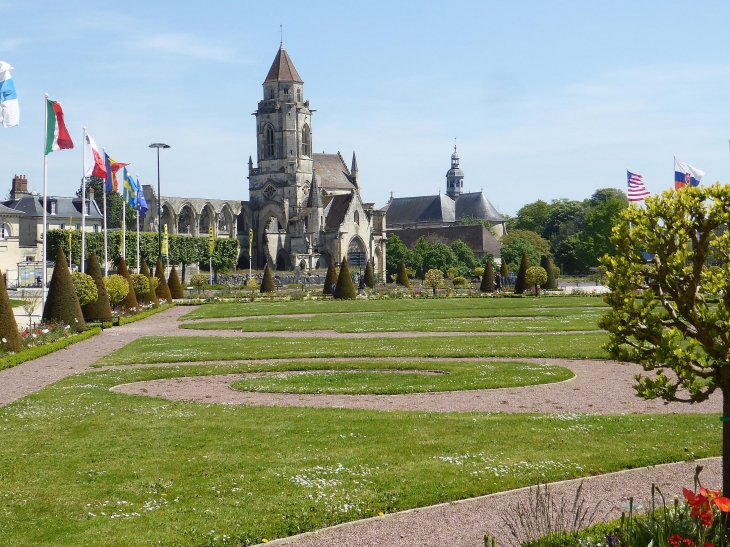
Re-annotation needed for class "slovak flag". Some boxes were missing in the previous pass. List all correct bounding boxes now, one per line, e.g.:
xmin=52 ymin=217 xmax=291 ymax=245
xmin=674 ymin=157 xmax=704 ymax=190
xmin=84 ymin=131 xmax=106 ymax=179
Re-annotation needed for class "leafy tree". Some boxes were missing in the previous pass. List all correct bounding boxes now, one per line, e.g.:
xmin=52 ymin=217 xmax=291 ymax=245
xmin=131 ymin=274 xmax=151 ymax=301
xmin=456 ymin=214 xmax=497 ymax=235
xmin=421 ymin=243 xmax=458 ymax=275
xmin=501 ymin=229 xmax=551 ymax=258
xmin=363 ymin=260 xmax=375 ymax=288
xmin=385 ymin=234 xmax=410 ymax=277
xmin=82 ymin=252 xmax=112 ymax=320
xmin=500 ymin=261 xmax=509 ymax=286
xmin=450 ymin=239 xmax=477 ymax=273
xmin=117 ymin=257 xmax=139 ymax=312
xmin=43 ymin=249 xmax=86 ymax=331
xmin=576 ymin=191 xmax=628 ymax=269
xmin=540 ymin=255 xmax=558 ymax=290
xmin=474 ymin=267 xmax=485 ymax=279
xmin=480 ymin=262 xmax=494 ymax=293
xmin=334 ymin=258 xmax=356 ymax=299
xmin=323 ymin=261 xmax=337 ymax=294
xmin=508 ymin=200 xmax=552 ymax=235
xmin=190 ymin=273 xmax=208 ymax=293
xmin=501 ymin=237 xmax=540 ymax=270
xmin=167 ymin=265 xmax=184 ymax=299
xmin=543 ymin=199 xmax=586 ymax=241
xmin=0 ymin=267 xmax=21 ymax=353
xmin=599 ymin=183 xmax=730 ymax=494
xmin=423 ymin=269 xmax=445 ymax=295
xmin=71 ymin=272 xmax=98 ymax=307
xmin=514 ymin=252 xmax=529 ymax=294
xmin=396 ymin=261 xmax=410 ymax=288
xmin=260 ymin=263 xmax=275 ymax=293
xmin=104 ymin=275 xmax=129 ymax=307
xmin=525 ymin=266 xmax=548 ymax=295
xmin=154 ymin=259 xmax=173 ymax=303
xmin=589 ymin=187 xmax=628 ymax=207
xmin=553 ymin=233 xmax=582 ymax=274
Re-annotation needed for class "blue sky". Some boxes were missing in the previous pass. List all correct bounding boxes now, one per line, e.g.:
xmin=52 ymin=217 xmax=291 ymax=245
xmin=2 ymin=0 xmax=729 ymax=215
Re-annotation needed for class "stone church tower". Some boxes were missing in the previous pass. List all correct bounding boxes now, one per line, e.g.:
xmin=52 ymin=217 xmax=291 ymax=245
xmin=246 ymin=45 xmax=386 ymax=275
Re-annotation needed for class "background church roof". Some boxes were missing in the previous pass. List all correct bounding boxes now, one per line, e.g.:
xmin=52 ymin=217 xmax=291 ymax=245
xmin=264 ymin=45 xmax=303 ymax=83
xmin=312 ymin=153 xmax=356 ymax=191
xmin=386 ymin=191 xmax=504 ymax=226
xmin=324 ymin=193 xmax=353 ymax=231
xmin=455 ymin=192 xmax=504 ymax=222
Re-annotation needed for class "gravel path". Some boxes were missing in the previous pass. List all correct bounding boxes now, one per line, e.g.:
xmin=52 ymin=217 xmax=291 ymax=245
xmin=0 ymin=304 xmax=722 ymax=547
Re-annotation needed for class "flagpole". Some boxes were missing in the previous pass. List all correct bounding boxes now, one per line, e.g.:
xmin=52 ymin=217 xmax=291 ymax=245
xmin=122 ymin=194 xmax=126 ymax=261
xmin=41 ymin=93 xmax=48 ymax=315
xmin=81 ymin=127 xmax=86 ymax=273
xmin=102 ymin=147 xmax=108 ymax=277
xmin=136 ymin=174 xmax=140 ymax=274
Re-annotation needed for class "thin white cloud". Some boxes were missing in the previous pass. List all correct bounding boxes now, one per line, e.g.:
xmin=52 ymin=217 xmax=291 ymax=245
xmin=0 ymin=37 xmax=25 ymax=51
xmin=133 ymin=32 xmax=242 ymax=63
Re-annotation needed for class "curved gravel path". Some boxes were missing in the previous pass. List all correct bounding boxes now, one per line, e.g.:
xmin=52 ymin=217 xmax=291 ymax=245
xmin=1 ymin=304 xmax=722 ymax=547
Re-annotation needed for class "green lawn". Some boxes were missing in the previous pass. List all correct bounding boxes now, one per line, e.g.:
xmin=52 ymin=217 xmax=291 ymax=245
xmin=0 ymin=366 xmax=718 ymax=547
xmin=228 ymin=359 xmax=573 ymax=394
xmin=95 ymin=332 xmax=609 ymax=367
xmin=179 ymin=295 xmax=609 ymax=321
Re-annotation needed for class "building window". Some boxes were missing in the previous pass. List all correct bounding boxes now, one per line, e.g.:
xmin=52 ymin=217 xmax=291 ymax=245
xmin=50 ymin=201 xmax=57 ymax=215
xmin=85 ymin=202 xmax=90 ymax=214
xmin=75 ymin=224 xmax=80 ymax=230
xmin=60 ymin=223 xmax=65 ymax=230
xmin=269 ymin=88 xmax=275 ymax=99
xmin=93 ymin=224 xmax=98 ymax=233
xmin=0 ymin=223 xmax=8 ymax=239
xmin=354 ymin=211 xmax=359 ymax=225
xmin=265 ymin=126 xmax=275 ymax=158
xmin=297 ymin=88 xmax=301 ymax=102
xmin=284 ymin=87 xmax=289 ymax=95
xmin=301 ymin=124 xmax=311 ymax=157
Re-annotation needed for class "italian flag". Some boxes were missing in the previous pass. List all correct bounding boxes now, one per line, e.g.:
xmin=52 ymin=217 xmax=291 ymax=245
xmin=45 ymin=99 xmax=73 ymax=155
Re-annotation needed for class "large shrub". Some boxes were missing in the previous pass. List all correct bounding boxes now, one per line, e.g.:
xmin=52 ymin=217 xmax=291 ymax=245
xmin=117 ymin=257 xmax=139 ymax=312
xmin=190 ymin=273 xmax=208 ymax=293
xmin=167 ymin=265 xmax=184 ymax=299
xmin=424 ymin=269 xmax=445 ymax=295
xmin=131 ymin=274 xmax=151 ymax=301
xmin=363 ymin=260 xmax=375 ymax=288
xmin=260 ymin=263 xmax=275 ymax=293
xmin=82 ymin=252 xmax=112 ymax=319
xmin=104 ymin=275 xmax=129 ymax=307
xmin=154 ymin=259 xmax=173 ymax=303
xmin=323 ymin=262 xmax=337 ymax=295
xmin=514 ymin=252 xmax=529 ymax=294
xmin=480 ymin=262 xmax=494 ymax=292
xmin=525 ymin=266 xmax=548 ymax=295
xmin=42 ymin=249 xmax=86 ymax=332
xmin=71 ymin=272 xmax=98 ymax=307
xmin=0 ymin=267 xmax=21 ymax=353
xmin=396 ymin=261 xmax=410 ymax=288
xmin=334 ymin=258 xmax=356 ymax=300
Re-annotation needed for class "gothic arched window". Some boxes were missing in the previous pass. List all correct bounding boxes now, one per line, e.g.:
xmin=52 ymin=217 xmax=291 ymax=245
xmin=297 ymin=88 xmax=301 ymax=102
xmin=354 ymin=211 xmax=360 ymax=225
xmin=265 ymin=126 xmax=275 ymax=158
xmin=269 ymin=88 xmax=275 ymax=100
xmin=301 ymin=124 xmax=311 ymax=157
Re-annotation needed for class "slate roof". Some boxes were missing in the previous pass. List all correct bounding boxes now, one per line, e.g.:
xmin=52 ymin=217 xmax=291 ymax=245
xmin=389 ymin=225 xmax=502 ymax=258
xmin=3 ymin=195 xmax=103 ymax=220
xmin=0 ymin=203 xmax=22 ymax=216
xmin=264 ymin=45 xmax=303 ymax=84
xmin=324 ymin=193 xmax=352 ymax=231
xmin=312 ymin=153 xmax=355 ymax=191
xmin=385 ymin=191 xmax=504 ymax=227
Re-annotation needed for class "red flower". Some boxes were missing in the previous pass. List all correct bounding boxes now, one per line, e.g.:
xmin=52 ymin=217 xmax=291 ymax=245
xmin=700 ymin=511 xmax=713 ymax=526
xmin=704 ymin=543 xmax=713 ymax=547
xmin=669 ymin=535 xmax=682 ymax=547
xmin=683 ymin=539 xmax=695 ymax=547
xmin=713 ymin=496 xmax=730 ymax=512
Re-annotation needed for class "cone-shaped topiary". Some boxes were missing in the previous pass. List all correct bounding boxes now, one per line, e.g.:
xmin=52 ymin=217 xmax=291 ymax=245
xmin=540 ymin=255 xmax=558 ymax=290
xmin=260 ymin=263 xmax=275 ymax=293
xmin=480 ymin=262 xmax=494 ymax=293
xmin=334 ymin=257 xmax=356 ymax=300
xmin=167 ymin=265 xmax=184 ymax=299
xmin=363 ymin=260 xmax=375 ymax=288
xmin=0 ymin=267 xmax=22 ymax=353
xmin=82 ymin=252 xmax=112 ymax=320
xmin=140 ymin=258 xmax=159 ymax=307
xmin=500 ymin=261 xmax=509 ymax=287
xmin=117 ymin=257 xmax=139 ymax=313
xmin=514 ymin=252 xmax=529 ymax=294
xmin=43 ymin=248 xmax=86 ymax=331
xmin=396 ymin=261 xmax=410 ymax=288
xmin=323 ymin=261 xmax=337 ymax=295
xmin=154 ymin=259 xmax=173 ymax=303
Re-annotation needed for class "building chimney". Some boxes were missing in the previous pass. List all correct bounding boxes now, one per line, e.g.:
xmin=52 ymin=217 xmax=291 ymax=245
xmin=11 ymin=174 xmax=29 ymax=200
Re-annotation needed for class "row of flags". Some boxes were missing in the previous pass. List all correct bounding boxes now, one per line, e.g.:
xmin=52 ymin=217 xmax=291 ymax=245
xmin=627 ymin=157 xmax=706 ymax=203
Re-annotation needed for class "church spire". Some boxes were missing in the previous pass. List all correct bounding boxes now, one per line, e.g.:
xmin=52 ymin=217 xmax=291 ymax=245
xmin=351 ymin=151 xmax=359 ymax=188
xmin=446 ymin=145 xmax=464 ymax=198
xmin=264 ymin=44 xmax=303 ymax=84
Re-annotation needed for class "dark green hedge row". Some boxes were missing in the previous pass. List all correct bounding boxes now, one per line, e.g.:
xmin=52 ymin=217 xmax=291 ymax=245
xmin=48 ymin=230 xmax=239 ymax=271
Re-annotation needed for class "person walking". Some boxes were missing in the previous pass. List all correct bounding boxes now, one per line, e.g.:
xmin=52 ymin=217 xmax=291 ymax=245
xmin=495 ymin=272 xmax=502 ymax=293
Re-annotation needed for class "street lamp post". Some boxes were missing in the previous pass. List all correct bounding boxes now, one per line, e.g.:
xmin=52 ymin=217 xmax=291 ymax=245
xmin=149 ymin=143 xmax=170 ymax=263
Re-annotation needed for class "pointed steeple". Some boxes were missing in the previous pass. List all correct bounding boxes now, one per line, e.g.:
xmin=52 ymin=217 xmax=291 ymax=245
xmin=350 ymin=151 xmax=359 ymax=188
xmin=248 ymin=155 xmax=253 ymax=173
xmin=264 ymin=44 xmax=303 ymax=84
xmin=307 ymin=169 xmax=322 ymax=209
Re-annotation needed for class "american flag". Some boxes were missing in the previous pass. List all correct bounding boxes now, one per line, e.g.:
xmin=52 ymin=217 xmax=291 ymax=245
xmin=627 ymin=170 xmax=650 ymax=202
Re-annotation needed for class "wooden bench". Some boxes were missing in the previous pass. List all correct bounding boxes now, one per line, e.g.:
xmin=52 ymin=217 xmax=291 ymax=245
xmin=85 ymin=316 xmax=121 ymax=331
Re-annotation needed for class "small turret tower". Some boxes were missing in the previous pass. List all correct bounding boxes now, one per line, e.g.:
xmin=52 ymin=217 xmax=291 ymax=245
xmin=446 ymin=145 xmax=464 ymax=198
xmin=351 ymin=151 xmax=359 ymax=189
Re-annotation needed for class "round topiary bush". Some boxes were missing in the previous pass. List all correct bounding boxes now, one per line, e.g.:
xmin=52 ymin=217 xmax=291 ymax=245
xmin=334 ymin=258 xmax=356 ymax=299
xmin=131 ymin=274 xmax=151 ymax=301
xmin=525 ymin=266 xmax=548 ymax=295
xmin=424 ymin=268 xmax=445 ymax=295
xmin=167 ymin=265 xmax=184 ymax=299
xmin=260 ymin=263 xmax=275 ymax=293
xmin=71 ymin=272 xmax=98 ymax=307
xmin=190 ymin=273 xmax=208 ymax=293
xmin=323 ymin=261 xmax=337 ymax=295
xmin=446 ymin=267 xmax=459 ymax=280
xmin=104 ymin=274 xmax=129 ymax=308
xmin=453 ymin=276 xmax=467 ymax=287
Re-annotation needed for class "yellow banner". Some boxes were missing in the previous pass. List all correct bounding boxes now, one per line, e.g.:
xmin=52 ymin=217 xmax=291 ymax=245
xmin=161 ymin=223 xmax=169 ymax=256
xmin=249 ymin=228 xmax=253 ymax=256
xmin=208 ymin=225 xmax=215 ymax=254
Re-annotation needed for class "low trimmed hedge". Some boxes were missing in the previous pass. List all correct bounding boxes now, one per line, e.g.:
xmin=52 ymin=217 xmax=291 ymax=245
xmin=0 ymin=327 xmax=102 ymax=372
xmin=116 ymin=303 xmax=174 ymax=327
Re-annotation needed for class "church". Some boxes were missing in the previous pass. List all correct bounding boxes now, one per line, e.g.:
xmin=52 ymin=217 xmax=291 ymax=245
xmin=245 ymin=45 xmax=386 ymax=275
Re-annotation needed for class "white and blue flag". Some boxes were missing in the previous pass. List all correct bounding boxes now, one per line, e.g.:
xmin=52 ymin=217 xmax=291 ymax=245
xmin=0 ymin=61 xmax=18 ymax=128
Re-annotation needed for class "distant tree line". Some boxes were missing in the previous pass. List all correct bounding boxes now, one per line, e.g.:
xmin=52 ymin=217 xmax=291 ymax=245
xmin=385 ymin=234 xmax=491 ymax=279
